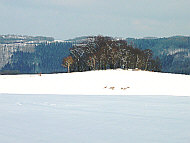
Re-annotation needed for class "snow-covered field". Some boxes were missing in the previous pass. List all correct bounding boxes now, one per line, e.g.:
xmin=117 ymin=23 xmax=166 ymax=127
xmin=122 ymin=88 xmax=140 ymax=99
xmin=0 ymin=69 xmax=190 ymax=96
xmin=0 ymin=70 xmax=190 ymax=142
xmin=0 ymin=94 xmax=190 ymax=143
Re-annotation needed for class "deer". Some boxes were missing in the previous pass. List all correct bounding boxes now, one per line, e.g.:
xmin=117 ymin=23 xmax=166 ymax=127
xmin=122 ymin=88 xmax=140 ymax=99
xmin=109 ymin=87 xmax=115 ymax=90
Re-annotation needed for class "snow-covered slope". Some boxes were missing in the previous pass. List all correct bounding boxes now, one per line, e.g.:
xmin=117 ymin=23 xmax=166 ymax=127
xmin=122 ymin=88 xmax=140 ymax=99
xmin=0 ymin=69 xmax=189 ymax=96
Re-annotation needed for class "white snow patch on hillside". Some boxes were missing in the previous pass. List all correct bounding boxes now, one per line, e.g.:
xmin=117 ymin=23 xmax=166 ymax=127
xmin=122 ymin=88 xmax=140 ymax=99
xmin=0 ymin=69 xmax=190 ymax=96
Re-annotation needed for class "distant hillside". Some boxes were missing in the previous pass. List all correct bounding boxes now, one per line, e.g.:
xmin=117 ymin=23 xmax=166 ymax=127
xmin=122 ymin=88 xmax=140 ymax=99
xmin=0 ymin=35 xmax=54 ymax=44
xmin=1 ymin=41 xmax=72 ymax=74
xmin=126 ymin=36 xmax=190 ymax=74
xmin=0 ymin=35 xmax=54 ymax=70
xmin=1 ymin=35 xmax=190 ymax=75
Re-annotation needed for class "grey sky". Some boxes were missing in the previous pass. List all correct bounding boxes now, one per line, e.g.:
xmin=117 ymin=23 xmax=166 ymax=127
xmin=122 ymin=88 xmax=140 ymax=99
xmin=0 ymin=0 xmax=190 ymax=40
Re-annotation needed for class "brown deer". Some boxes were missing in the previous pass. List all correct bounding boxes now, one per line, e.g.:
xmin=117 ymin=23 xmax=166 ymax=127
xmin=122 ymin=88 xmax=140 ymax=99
xmin=121 ymin=87 xmax=130 ymax=90
xmin=109 ymin=87 xmax=115 ymax=90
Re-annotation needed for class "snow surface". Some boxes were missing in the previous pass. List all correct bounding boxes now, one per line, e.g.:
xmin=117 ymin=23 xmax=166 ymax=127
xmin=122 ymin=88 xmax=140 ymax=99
xmin=1 ymin=70 xmax=190 ymax=142
xmin=0 ymin=69 xmax=190 ymax=96
xmin=0 ymin=94 xmax=190 ymax=143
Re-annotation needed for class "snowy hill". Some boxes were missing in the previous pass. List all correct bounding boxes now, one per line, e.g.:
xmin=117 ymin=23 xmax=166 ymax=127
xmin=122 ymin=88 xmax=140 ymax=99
xmin=0 ymin=69 xmax=189 ymax=96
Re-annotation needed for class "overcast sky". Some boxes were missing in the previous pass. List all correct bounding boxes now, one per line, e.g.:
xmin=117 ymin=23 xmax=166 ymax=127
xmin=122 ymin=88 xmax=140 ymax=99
xmin=0 ymin=0 xmax=190 ymax=40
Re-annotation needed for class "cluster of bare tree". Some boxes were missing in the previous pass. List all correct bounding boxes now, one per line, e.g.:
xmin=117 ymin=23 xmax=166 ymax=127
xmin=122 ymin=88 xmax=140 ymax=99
xmin=63 ymin=36 xmax=161 ymax=73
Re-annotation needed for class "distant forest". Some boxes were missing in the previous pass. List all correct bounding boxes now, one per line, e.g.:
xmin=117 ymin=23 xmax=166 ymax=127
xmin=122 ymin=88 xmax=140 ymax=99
xmin=127 ymin=36 xmax=190 ymax=74
xmin=1 ymin=35 xmax=190 ymax=75
xmin=2 ymin=42 xmax=72 ymax=74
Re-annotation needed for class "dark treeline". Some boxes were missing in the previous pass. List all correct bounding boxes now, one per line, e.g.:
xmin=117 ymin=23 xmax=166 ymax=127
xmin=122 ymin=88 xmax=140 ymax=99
xmin=126 ymin=36 xmax=190 ymax=74
xmin=2 ymin=42 xmax=72 ymax=74
xmin=63 ymin=36 xmax=161 ymax=72
xmin=2 ymin=51 xmax=35 ymax=74
xmin=34 ymin=42 xmax=72 ymax=73
xmin=1 ymin=35 xmax=190 ymax=75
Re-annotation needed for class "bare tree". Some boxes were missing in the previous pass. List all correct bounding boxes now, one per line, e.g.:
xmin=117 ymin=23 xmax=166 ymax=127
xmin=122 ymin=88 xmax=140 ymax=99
xmin=62 ymin=56 xmax=74 ymax=73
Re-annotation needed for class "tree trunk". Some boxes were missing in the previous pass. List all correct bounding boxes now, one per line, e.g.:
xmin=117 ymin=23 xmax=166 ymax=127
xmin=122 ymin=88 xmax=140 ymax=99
xmin=68 ymin=64 xmax=70 ymax=73
xmin=145 ymin=58 xmax=149 ymax=71
xmin=93 ymin=58 xmax=96 ymax=70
